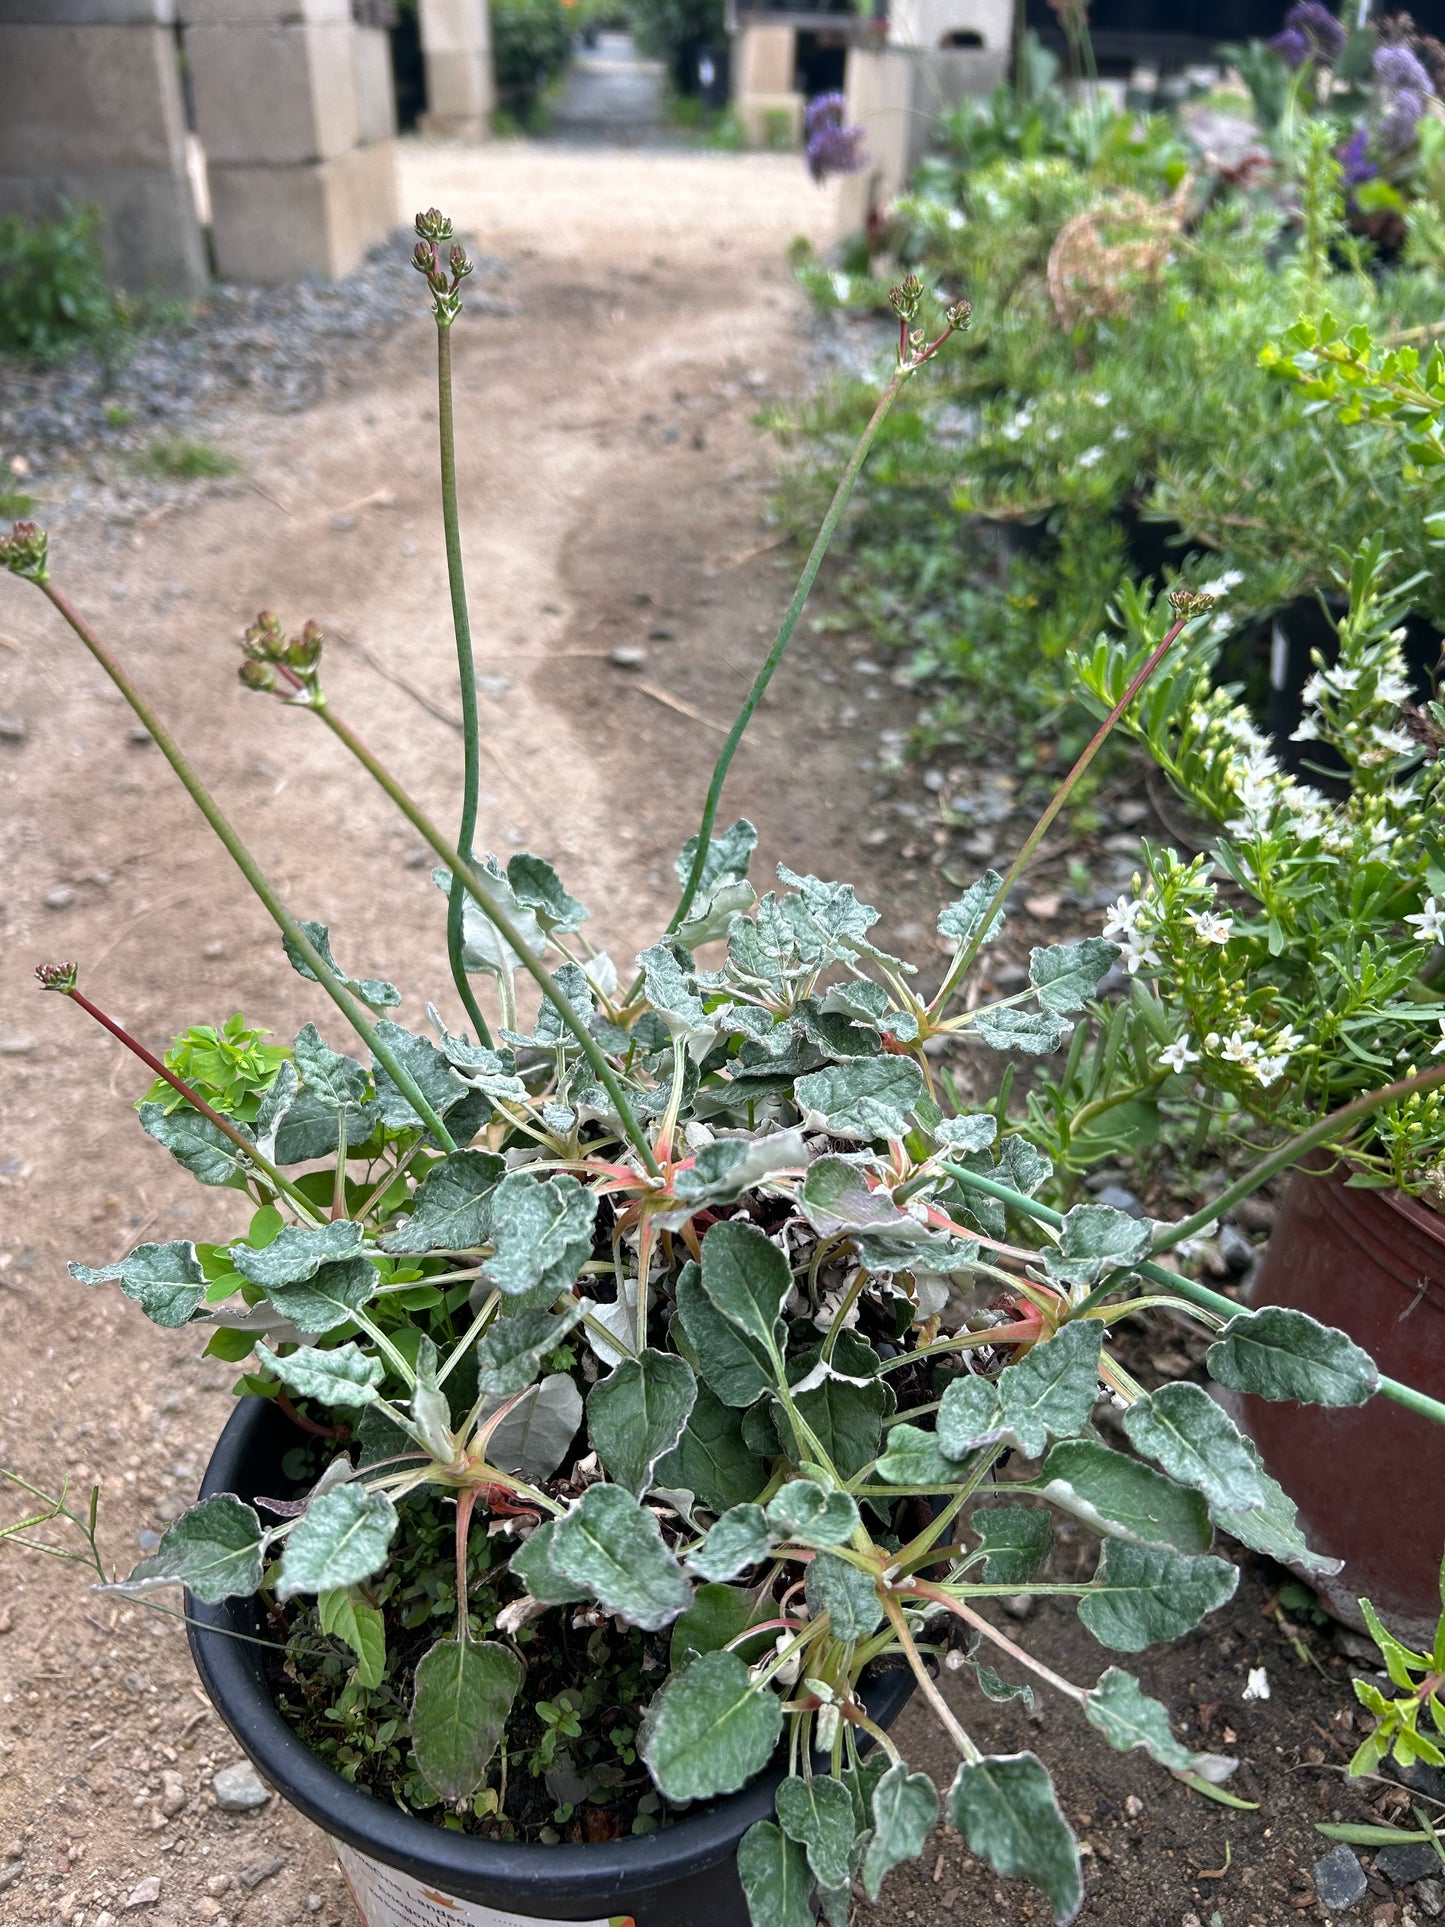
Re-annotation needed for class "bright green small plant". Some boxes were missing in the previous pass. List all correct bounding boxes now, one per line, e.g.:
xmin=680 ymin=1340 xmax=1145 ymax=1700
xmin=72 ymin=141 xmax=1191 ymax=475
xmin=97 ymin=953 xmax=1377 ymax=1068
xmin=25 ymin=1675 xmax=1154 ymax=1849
xmin=1347 ymin=1575 xmax=1445 ymax=1777
xmin=138 ymin=436 xmax=240 ymax=482
xmin=140 ymin=1014 xmax=291 ymax=1123
xmin=0 ymin=204 xmax=127 ymax=362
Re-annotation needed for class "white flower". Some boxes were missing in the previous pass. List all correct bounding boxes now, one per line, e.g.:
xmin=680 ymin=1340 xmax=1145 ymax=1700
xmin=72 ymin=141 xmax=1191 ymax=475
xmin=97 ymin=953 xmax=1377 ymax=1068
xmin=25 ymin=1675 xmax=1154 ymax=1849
xmin=1077 ymin=445 xmax=1104 ymax=469
xmin=1102 ymin=895 xmax=1145 ymax=940
xmin=1328 ymin=664 xmax=1362 ymax=692
xmin=1199 ymin=569 xmax=1244 ymax=595
xmin=1220 ymin=1030 xmax=1261 ymax=1065
xmin=1191 ymin=911 xmax=1233 ymax=945
xmin=1242 ymin=1667 xmax=1271 ymax=1702
xmin=1253 ymin=1054 xmax=1289 ymax=1087
xmin=1376 ymin=670 xmax=1412 ymax=704
xmin=1273 ymin=1024 xmax=1303 ymax=1055
xmin=1406 ymin=897 xmax=1445 ymax=946
xmin=1301 ymin=672 xmax=1327 ymax=706
xmin=1158 ymin=1039 xmax=1200 ymax=1073
xmin=1432 ymin=1017 xmax=1445 ymax=1056
xmin=1372 ymin=724 xmax=1416 ymax=756
xmin=1118 ymin=931 xmax=1161 ymax=975
xmin=1290 ymin=714 xmax=1321 ymax=742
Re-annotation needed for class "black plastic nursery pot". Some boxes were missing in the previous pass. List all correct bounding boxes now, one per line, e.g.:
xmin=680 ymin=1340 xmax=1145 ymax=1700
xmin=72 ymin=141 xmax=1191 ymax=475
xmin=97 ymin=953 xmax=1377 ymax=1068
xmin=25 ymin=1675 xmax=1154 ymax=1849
xmin=188 ymin=1398 xmax=914 ymax=1927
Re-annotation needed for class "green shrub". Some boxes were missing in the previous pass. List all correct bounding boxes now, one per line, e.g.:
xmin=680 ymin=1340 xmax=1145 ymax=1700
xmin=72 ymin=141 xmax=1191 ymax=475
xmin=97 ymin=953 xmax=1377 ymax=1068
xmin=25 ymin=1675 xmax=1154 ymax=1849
xmin=626 ymin=0 xmax=722 ymax=89
xmin=0 ymin=204 xmax=128 ymax=363
xmin=490 ymin=0 xmax=572 ymax=115
xmin=138 ymin=437 xmax=240 ymax=482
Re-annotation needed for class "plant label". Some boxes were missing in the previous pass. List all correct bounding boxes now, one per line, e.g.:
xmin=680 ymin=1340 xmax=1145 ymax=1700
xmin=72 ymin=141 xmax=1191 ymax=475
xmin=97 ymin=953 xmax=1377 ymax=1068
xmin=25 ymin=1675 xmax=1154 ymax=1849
xmin=337 ymin=1844 xmax=634 ymax=1927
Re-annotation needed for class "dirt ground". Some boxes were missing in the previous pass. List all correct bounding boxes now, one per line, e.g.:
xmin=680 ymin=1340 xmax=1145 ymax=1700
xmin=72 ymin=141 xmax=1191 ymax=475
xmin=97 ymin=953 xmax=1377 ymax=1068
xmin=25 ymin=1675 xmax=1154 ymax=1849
xmin=0 ymin=142 xmax=1411 ymax=1927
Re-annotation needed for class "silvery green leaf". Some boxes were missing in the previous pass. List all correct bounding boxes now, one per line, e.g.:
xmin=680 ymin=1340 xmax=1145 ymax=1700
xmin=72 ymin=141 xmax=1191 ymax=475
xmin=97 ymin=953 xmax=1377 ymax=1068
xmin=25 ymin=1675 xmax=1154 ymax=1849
xmin=369 ymin=1020 xmax=475 ymax=1137
xmin=674 ymin=1266 xmax=773 ymax=1407
xmin=686 ymin=1503 xmax=774 ymax=1581
xmin=794 ymin=1059 xmax=925 ymax=1141
xmin=656 ymin=1385 xmax=766 ymax=1515
xmin=792 ymin=1366 xmax=887 ymax=1483
xmin=675 ymin=877 xmax=757 ymax=950
xmin=937 ymin=872 xmax=1006 ymax=947
xmin=292 ymin=1023 xmax=370 ymax=1115
xmin=380 ymin=1149 xmax=506 ymax=1255
xmin=249 ymin=1059 xmax=299 ymax=1163
xmin=875 ymin=1423 xmax=960 ymax=1488
xmin=435 ymin=861 xmax=545 ymax=974
xmin=274 ymin=1086 xmax=378 ymax=1166
xmin=483 ymin=1171 xmax=597 ymax=1300
xmin=483 ymin=1373 xmax=583 ymax=1479
xmin=477 ymin=1301 xmax=583 ymax=1397
xmin=699 ymin=1220 xmax=789 ymax=1353
xmin=1206 ymin=1307 xmax=1378 ymax=1406
xmin=1212 ymin=1457 xmax=1342 ymax=1576
xmin=1083 ymin=1666 xmax=1236 ymax=1780
xmin=934 ymin=1114 xmax=998 ymax=1153
xmin=995 ymin=1321 xmax=1103 ymax=1457
xmin=283 ymin=920 xmax=401 ymax=1008
xmin=137 ymin=1102 xmax=251 ymax=1187
xmin=675 ymin=817 xmax=758 ymax=890
xmin=798 ymin=1156 xmax=930 ymax=1243
xmin=549 ymin=1483 xmax=692 ymax=1630
xmin=776 ymin=864 xmax=897 ymax=965
xmin=276 ymin=1484 xmax=397 ymax=1599
xmin=509 ymin=1519 xmax=590 ymax=1605
xmin=969 ymin=1007 xmax=1068 ymax=1055
xmin=1046 ymin=1204 xmax=1152 ymax=1290
xmin=973 ymin=1662 xmax=1033 ymax=1706
xmin=819 ymin=979 xmax=890 ymax=1026
xmin=230 ymin=1220 xmax=364 ymax=1288
xmin=641 ymin=1650 xmax=782 ymax=1798
xmin=255 ymin=1340 xmax=383 ymax=1408
xmin=499 ymin=962 xmax=596 ymax=1052
xmin=935 ymin=1376 xmax=1013 ymax=1459
xmin=505 ymin=852 xmax=587 ymax=932
xmin=669 ymin=1583 xmax=764 ymax=1672
xmin=970 ymin=1504 xmax=1053 ymax=1584
xmin=997 ymin=1134 xmax=1053 ymax=1197
xmin=1077 ymin=1541 xmax=1238 ymax=1651
xmin=410 ymin=1337 xmax=456 ymax=1463
xmin=587 ymin=1350 xmax=697 ymax=1497
xmin=669 ymin=1130 xmax=808 ymax=1209
xmin=261 ymin=1256 xmax=379 ymax=1335
xmin=863 ymin=1763 xmax=939 ymax=1900
xmin=70 ymin=1240 xmax=205 ymax=1329
xmin=579 ymin=1274 xmax=638 ymax=1369
xmin=948 ymin=1754 xmax=1082 ymax=1925
xmin=410 ymin=1637 xmax=524 ymax=1802
xmin=638 ymin=943 xmax=707 ymax=1038
xmin=738 ymin=1823 xmax=813 ymax=1927
xmin=776 ymin=1773 xmax=857 ymax=1891
xmin=1120 ymin=1383 xmax=1266 ymax=1513
xmin=1028 ymin=938 xmax=1119 ymax=1016
xmin=580 ymin=950 xmax=618 ymax=996
xmin=765 ymin=1479 xmax=860 ymax=1548
xmin=118 ymin=1494 xmax=266 ymax=1603
xmin=804 ymin=1549 xmax=883 ymax=1641
xmin=1033 ymin=1440 xmax=1211 ymax=1554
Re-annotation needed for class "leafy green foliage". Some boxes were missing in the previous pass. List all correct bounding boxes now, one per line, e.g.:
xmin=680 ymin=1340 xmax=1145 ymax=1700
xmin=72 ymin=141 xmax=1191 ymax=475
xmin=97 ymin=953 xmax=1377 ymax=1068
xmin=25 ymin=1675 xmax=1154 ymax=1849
xmin=490 ymin=0 xmax=571 ymax=117
xmin=640 ymin=1650 xmax=782 ymax=1799
xmin=410 ymin=1637 xmax=525 ymax=1801
xmin=0 ymin=204 xmax=134 ymax=362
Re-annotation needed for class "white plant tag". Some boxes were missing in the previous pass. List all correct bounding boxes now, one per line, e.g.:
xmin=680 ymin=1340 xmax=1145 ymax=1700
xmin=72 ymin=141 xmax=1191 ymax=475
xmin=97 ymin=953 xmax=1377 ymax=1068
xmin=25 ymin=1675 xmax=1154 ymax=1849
xmin=336 ymin=1843 xmax=634 ymax=1927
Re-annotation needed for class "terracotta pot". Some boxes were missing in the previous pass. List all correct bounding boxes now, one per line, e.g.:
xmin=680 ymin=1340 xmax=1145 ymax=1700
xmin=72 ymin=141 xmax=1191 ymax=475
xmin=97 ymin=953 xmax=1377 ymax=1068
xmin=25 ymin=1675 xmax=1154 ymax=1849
xmin=1236 ymin=1159 xmax=1445 ymax=1648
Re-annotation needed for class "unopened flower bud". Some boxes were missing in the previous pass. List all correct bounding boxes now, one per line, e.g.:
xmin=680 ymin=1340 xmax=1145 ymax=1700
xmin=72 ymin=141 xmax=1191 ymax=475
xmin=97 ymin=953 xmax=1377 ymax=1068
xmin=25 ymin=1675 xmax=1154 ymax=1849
xmin=0 ymin=520 xmax=49 ymax=583
xmin=946 ymin=298 xmax=972 ymax=330
xmin=289 ymin=620 xmax=324 ymax=672
xmin=1168 ymin=587 xmax=1216 ymax=619
xmin=888 ymin=273 xmax=924 ymax=321
xmin=414 ymin=208 xmax=453 ymax=242
xmin=35 ymin=961 xmax=78 ymax=993
xmin=238 ymin=658 xmax=278 ymax=693
xmin=412 ymin=239 xmax=436 ymax=276
xmin=449 ymin=243 xmax=473 ymax=279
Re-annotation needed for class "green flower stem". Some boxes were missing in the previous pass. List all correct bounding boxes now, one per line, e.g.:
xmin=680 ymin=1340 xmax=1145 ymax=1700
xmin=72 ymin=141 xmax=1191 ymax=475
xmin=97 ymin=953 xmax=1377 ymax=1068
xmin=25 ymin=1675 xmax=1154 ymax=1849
xmin=937 ymin=1159 xmax=1445 ymax=1428
xmin=60 ymin=984 xmax=324 ymax=1226
xmin=928 ymin=612 xmax=1192 ymax=1018
xmin=310 ymin=699 xmax=661 ymax=1177
xmin=666 ymin=358 xmax=919 ymax=940
xmin=37 ymin=581 xmax=459 ymax=1155
xmin=880 ymin=1590 xmax=981 ymax=1762
xmin=434 ymin=321 xmax=494 ymax=1053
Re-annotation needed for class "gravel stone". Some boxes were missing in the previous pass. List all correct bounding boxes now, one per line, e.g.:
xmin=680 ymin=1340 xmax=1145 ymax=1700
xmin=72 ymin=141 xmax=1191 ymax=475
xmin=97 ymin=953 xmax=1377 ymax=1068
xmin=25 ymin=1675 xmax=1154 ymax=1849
xmin=212 ymin=1761 xmax=271 ymax=1811
xmin=0 ymin=1863 xmax=22 ymax=1895
xmin=608 ymin=645 xmax=647 ymax=668
xmin=1094 ymin=1184 xmax=1144 ymax=1218
xmin=43 ymin=886 xmax=75 ymax=909
xmin=158 ymin=1770 xmax=187 ymax=1817
xmin=0 ymin=716 xmax=27 ymax=741
xmin=240 ymin=1853 xmax=287 ymax=1890
xmin=1374 ymin=1843 xmax=1443 ymax=1884
xmin=1417 ymin=1876 xmax=1444 ymax=1915
xmin=1314 ymin=1845 xmax=1369 ymax=1911
xmin=125 ymin=1876 xmax=162 ymax=1908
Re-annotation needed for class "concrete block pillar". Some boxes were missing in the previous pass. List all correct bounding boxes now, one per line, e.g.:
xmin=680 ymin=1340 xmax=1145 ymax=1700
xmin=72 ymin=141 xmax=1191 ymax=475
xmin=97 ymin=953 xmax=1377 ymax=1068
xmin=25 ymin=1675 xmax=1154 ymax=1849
xmin=0 ymin=0 xmax=206 ymax=296
xmin=734 ymin=22 xmax=803 ymax=148
xmin=417 ymin=0 xmax=493 ymax=139
xmin=180 ymin=0 xmax=400 ymax=284
xmin=834 ymin=43 xmax=1005 ymax=240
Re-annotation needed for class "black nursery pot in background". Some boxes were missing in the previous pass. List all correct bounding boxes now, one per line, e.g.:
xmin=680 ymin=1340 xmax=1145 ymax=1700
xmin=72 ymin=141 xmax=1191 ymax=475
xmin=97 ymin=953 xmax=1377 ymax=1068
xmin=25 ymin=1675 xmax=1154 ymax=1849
xmin=188 ymin=1399 xmax=913 ymax=1927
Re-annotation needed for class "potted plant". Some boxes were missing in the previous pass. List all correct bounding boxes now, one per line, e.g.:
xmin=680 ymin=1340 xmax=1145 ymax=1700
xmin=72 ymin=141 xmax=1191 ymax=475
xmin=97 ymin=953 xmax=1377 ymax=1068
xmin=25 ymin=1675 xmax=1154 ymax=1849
xmin=5 ymin=220 xmax=1445 ymax=1927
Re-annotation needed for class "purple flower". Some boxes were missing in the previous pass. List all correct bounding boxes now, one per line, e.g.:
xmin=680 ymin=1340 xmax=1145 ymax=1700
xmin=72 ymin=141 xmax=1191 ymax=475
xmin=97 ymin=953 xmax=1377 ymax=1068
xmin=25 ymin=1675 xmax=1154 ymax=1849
xmin=1337 ymin=123 xmax=1377 ymax=183
xmin=807 ymin=119 xmax=869 ymax=183
xmin=1270 ymin=2 xmax=1345 ymax=64
xmin=1374 ymin=42 xmax=1434 ymax=97
xmin=1269 ymin=25 xmax=1310 ymax=65
xmin=805 ymin=92 xmax=848 ymax=139
xmin=1380 ymin=85 xmax=1428 ymax=148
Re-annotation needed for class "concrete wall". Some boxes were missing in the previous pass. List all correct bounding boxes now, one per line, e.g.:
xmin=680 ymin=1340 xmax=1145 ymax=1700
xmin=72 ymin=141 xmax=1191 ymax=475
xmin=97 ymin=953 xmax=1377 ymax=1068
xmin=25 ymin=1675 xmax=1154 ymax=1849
xmin=836 ymin=43 xmax=1007 ymax=237
xmin=0 ymin=0 xmax=206 ymax=294
xmin=887 ymin=0 xmax=1012 ymax=49
xmin=417 ymin=0 xmax=493 ymax=137
xmin=734 ymin=22 xmax=803 ymax=148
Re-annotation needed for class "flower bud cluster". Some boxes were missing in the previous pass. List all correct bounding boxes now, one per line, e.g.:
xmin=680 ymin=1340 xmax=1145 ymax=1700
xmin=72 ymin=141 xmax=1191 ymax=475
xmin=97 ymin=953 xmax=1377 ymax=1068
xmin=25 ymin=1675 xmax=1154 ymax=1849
xmin=34 ymin=961 xmax=78 ymax=994
xmin=412 ymin=209 xmax=473 ymax=327
xmin=0 ymin=520 xmax=49 ymax=584
xmin=239 ymin=611 xmax=324 ymax=703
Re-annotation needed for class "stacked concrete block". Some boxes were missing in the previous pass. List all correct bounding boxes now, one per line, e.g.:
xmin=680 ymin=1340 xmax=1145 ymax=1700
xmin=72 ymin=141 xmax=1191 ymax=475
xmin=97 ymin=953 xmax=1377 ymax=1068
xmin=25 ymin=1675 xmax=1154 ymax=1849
xmin=0 ymin=0 xmax=206 ymax=294
xmin=417 ymin=0 xmax=493 ymax=138
xmin=355 ymin=21 xmax=399 ymax=146
xmin=835 ymin=42 xmax=1006 ymax=239
xmin=182 ymin=0 xmax=399 ymax=285
xmin=735 ymin=23 xmax=803 ymax=149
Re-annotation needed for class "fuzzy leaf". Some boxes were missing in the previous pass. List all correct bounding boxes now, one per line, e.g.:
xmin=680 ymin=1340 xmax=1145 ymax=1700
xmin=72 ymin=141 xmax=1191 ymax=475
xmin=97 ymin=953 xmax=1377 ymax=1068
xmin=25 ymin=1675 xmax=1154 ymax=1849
xmin=935 ymin=1377 xmax=1013 ymax=1459
xmin=292 ymin=1023 xmax=371 ymax=1115
xmin=794 ymin=1059 xmax=925 ymax=1141
xmin=875 ymin=1423 xmax=961 ymax=1488
xmin=935 ymin=1114 xmax=999 ymax=1153
xmin=793 ymin=1352 xmax=887 ymax=1485
xmin=669 ymin=1583 xmax=767 ymax=1671
xmin=738 ymin=1821 xmax=813 ymax=1927
xmin=804 ymin=1550 xmax=884 ymax=1641
xmin=777 ymin=1773 xmax=857 ymax=1890
xmin=506 ymin=852 xmax=587 ymax=932
xmin=687 ymin=1504 xmax=774 ymax=1581
xmin=1083 ymin=1666 xmax=1234 ymax=1780
xmin=765 ymin=1479 xmax=860 ymax=1548
xmin=948 ymin=1754 xmax=1082 ymax=1925
xmin=641 ymin=1650 xmax=783 ymax=1799
xmin=318 ymin=1587 xmax=386 ymax=1688
xmin=937 ymin=872 xmax=1006 ymax=947
xmin=676 ymin=818 xmax=758 ymax=891
xmin=276 ymin=1485 xmax=398 ymax=1599
xmin=996 ymin=1321 xmax=1103 ymax=1457
xmin=120 ymin=1494 xmax=265 ymax=1603
xmin=670 ymin=1131 xmax=807 ymax=1210
xmin=699 ymin=1220 xmax=790 ymax=1353
xmin=1028 ymin=938 xmax=1119 ymax=1016
xmin=255 ymin=1340 xmax=383 ymax=1408
xmin=483 ymin=1171 xmax=598 ymax=1300
xmin=1046 ymin=1205 xmax=1152 ymax=1289
xmin=229 ymin=1220 xmax=364 ymax=1288
xmin=444 ymin=861 xmax=545 ymax=975
xmin=137 ymin=1102 xmax=252 ymax=1187
xmin=476 ymin=1302 xmax=583 ymax=1398
xmin=1212 ymin=1458 xmax=1342 ymax=1576
xmin=969 ymin=1007 xmax=1068 ymax=1055
xmin=261 ymin=1257 xmax=378 ymax=1336
xmin=587 ymin=1350 xmax=697 ymax=1497
xmin=482 ymin=1374 xmax=583 ymax=1480
xmin=971 ymin=1504 xmax=1053 ymax=1584
xmin=1077 ymin=1541 xmax=1238 ymax=1651
xmin=1034 ymin=1440 xmax=1211 ymax=1554
xmin=549 ymin=1484 xmax=691 ymax=1630
xmin=410 ymin=1638 xmax=524 ymax=1802
xmin=1121 ymin=1382 xmax=1265 ymax=1513
xmin=283 ymin=920 xmax=400 ymax=1007
xmin=1206 ymin=1307 xmax=1378 ymax=1406
xmin=508 ymin=1519 xmax=589 ymax=1606
xmin=369 ymin=1019 xmax=477 ymax=1136
xmin=798 ymin=1156 xmax=930 ymax=1243
xmin=675 ymin=1263 xmax=774 ymax=1407
xmin=70 ymin=1240 xmax=206 ymax=1329
xmin=639 ymin=944 xmax=707 ymax=1037
xmin=864 ymin=1763 xmax=939 ymax=1899
xmin=655 ymin=1384 xmax=766 ymax=1515
xmin=381 ymin=1150 xmax=506 ymax=1255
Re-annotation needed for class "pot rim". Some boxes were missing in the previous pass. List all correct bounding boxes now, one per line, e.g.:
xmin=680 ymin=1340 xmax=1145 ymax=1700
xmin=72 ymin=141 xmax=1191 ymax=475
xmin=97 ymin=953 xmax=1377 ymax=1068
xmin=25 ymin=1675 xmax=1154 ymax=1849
xmin=188 ymin=1396 xmax=912 ymax=1909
